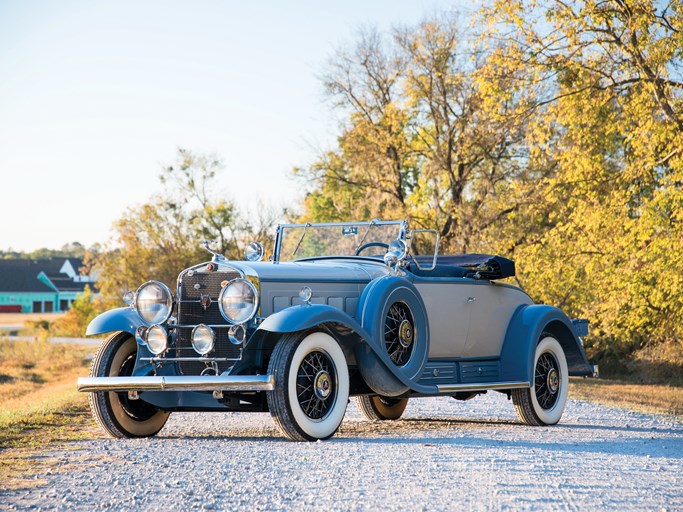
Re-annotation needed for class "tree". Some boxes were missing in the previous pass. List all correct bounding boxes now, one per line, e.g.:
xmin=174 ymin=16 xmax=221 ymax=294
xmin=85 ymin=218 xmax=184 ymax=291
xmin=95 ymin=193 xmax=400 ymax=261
xmin=297 ymin=17 xmax=541 ymax=253
xmin=297 ymin=3 xmax=683 ymax=375
xmin=92 ymin=149 xmax=259 ymax=304
xmin=51 ymin=285 xmax=101 ymax=337
xmin=480 ymin=0 xmax=683 ymax=359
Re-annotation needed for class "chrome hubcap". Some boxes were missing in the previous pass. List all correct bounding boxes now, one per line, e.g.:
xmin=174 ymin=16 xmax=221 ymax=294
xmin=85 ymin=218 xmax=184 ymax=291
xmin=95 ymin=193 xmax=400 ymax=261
xmin=314 ymin=371 xmax=332 ymax=400
xmin=398 ymin=319 xmax=414 ymax=349
xmin=547 ymin=368 xmax=559 ymax=394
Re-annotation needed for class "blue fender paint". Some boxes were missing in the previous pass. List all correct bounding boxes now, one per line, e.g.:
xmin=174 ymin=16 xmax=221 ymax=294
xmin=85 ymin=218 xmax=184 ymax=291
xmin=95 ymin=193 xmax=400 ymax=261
xmin=257 ymin=304 xmax=371 ymax=337
xmin=257 ymin=276 xmax=437 ymax=396
xmin=499 ymin=304 xmax=594 ymax=383
xmin=356 ymin=275 xmax=430 ymax=394
xmin=86 ymin=307 xmax=144 ymax=337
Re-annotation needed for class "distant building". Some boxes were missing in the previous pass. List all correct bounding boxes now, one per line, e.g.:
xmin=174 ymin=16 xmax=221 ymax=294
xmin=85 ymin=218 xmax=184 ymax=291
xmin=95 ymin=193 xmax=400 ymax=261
xmin=0 ymin=258 xmax=97 ymax=313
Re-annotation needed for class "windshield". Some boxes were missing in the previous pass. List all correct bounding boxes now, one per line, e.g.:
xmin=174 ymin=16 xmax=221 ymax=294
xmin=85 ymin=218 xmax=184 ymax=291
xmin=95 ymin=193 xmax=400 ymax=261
xmin=275 ymin=221 xmax=407 ymax=262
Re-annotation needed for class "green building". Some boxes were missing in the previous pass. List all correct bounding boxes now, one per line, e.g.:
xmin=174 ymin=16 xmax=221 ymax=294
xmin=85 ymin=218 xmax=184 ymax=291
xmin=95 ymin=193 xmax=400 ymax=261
xmin=0 ymin=258 xmax=97 ymax=313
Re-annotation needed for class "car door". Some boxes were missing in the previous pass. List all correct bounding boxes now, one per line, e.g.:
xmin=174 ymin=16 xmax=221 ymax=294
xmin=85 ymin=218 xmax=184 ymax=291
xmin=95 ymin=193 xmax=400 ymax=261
xmin=462 ymin=282 xmax=533 ymax=358
xmin=413 ymin=280 xmax=473 ymax=358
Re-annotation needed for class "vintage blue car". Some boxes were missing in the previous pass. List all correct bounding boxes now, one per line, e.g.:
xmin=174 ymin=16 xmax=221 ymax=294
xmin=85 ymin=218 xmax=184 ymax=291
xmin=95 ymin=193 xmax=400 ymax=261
xmin=78 ymin=219 xmax=593 ymax=441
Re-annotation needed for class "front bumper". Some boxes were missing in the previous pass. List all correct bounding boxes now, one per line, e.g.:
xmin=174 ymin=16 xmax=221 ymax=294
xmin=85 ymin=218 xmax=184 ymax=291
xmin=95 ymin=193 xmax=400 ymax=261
xmin=77 ymin=374 xmax=275 ymax=393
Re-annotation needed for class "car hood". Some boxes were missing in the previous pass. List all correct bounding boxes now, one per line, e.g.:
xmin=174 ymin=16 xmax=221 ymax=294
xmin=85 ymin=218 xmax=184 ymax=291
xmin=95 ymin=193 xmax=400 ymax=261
xmin=229 ymin=258 xmax=390 ymax=283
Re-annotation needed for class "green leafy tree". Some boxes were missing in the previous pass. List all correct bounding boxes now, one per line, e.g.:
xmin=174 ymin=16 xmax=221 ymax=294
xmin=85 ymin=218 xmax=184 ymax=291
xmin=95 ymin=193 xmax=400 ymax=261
xmin=92 ymin=148 xmax=263 ymax=305
xmin=51 ymin=286 xmax=102 ymax=337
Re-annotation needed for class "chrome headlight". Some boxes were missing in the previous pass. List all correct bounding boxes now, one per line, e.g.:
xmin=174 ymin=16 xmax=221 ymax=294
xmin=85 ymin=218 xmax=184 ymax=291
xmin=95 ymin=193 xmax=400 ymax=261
xmin=191 ymin=324 xmax=215 ymax=355
xmin=135 ymin=281 xmax=173 ymax=324
xmin=218 ymin=278 xmax=258 ymax=324
xmin=145 ymin=324 xmax=168 ymax=355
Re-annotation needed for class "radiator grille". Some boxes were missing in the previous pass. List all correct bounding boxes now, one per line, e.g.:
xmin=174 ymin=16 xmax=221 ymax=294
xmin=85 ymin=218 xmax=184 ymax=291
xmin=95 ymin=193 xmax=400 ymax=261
xmin=175 ymin=267 xmax=243 ymax=375
xmin=179 ymin=268 xmax=241 ymax=300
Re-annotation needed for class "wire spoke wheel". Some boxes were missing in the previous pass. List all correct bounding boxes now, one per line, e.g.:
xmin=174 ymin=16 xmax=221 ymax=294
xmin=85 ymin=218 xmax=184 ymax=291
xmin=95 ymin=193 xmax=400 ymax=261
xmin=512 ymin=335 xmax=568 ymax=426
xmin=116 ymin=353 xmax=159 ymax=421
xmin=384 ymin=302 xmax=415 ymax=367
xmin=534 ymin=352 xmax=561 ymax=410
xmin=267 ymin=332 xmax=349 ymax=441
xmin=296 ymin=351 xmax=337 ymax=420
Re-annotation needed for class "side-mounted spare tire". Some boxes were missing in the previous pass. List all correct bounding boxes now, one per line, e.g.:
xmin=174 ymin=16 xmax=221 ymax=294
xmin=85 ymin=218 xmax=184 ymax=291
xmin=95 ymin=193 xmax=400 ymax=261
xmin=355 ymin=275 xmax=430 ymax=397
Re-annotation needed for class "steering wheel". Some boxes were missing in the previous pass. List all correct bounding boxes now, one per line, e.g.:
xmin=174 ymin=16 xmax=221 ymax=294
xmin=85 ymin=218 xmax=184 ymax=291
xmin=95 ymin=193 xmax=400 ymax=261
xmin=355 ymin=242 xmax=389 ymax=256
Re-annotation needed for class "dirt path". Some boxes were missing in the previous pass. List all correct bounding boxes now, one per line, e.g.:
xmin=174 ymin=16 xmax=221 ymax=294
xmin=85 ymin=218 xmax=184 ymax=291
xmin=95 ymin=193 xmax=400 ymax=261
xmin=1 ymin=393 xmax=681 ymax=511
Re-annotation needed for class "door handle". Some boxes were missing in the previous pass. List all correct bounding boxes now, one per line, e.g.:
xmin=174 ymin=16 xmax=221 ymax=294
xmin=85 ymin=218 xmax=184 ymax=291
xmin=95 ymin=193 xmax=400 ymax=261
xmin=466 ymin=297 xmax=476 ymax=303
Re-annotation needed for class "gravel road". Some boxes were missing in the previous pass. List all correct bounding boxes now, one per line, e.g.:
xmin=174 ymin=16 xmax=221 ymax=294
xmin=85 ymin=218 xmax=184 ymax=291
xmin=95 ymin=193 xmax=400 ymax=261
xmin=2 ymin=393 xmax=682 ymax=511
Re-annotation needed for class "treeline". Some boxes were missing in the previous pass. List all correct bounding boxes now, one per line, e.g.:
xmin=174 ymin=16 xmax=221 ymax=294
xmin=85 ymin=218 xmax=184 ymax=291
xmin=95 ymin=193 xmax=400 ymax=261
xmin=0 ymin=242 xmax=94 ymax=260
xmin=295 ymin=1 xmax=682 ymax=378
xmin=48 ymin=1 xmax=681 ymax=381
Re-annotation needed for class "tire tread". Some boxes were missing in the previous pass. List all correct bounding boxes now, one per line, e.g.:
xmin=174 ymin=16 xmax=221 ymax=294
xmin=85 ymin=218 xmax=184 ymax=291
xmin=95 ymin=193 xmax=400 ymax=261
xmin=267 ymin=333 xmax=310 ymax=442
xmin=88 ymin=331 xmax=168 ymax=439
xmin=355 ymin=396 xmax=408 ymax=421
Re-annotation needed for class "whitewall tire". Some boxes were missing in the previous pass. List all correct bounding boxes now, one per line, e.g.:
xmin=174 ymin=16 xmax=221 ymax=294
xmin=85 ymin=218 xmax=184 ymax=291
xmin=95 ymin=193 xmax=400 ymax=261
xmin=267 ymin=332 xmax=350 ymax=441
xmin=512 ymin=335 xmax=569 ymax=426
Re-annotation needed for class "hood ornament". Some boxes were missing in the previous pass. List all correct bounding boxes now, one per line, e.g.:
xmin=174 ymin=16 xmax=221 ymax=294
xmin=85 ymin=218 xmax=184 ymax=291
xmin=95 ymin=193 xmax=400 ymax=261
xmin=202 ymin=240 xmax=225 ymax=262
xmin=200 ymin=293 xmax=212 ymax=311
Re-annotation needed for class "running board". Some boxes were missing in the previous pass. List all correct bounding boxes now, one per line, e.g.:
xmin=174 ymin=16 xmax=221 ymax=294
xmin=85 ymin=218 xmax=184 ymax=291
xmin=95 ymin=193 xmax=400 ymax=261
xmin=436 ymin=381 xmax=530 ymax=394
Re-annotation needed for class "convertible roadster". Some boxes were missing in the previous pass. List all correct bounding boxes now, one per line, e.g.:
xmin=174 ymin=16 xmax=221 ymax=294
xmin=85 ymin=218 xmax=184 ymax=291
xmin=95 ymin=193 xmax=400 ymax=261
xmin=78 ymin=219 xmax=593 ymax=441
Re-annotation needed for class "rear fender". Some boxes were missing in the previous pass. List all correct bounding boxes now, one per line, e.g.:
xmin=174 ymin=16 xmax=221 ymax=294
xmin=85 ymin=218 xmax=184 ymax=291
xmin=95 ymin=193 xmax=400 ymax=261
xmin=499 ymin=304 xmax=594 ymax=383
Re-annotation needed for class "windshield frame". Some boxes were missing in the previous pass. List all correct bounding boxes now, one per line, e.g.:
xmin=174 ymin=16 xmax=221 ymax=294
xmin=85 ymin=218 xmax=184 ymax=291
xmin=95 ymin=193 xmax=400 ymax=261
xmin=272 ymin=220 xmax=408 ymax=263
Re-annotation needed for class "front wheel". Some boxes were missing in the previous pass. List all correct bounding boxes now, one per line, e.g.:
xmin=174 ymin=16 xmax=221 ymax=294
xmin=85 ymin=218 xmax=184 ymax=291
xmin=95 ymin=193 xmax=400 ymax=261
xmin=356 ymin=395 xmax=408 ymax=421
xmin=512 ymin=335 xmax=569 ymax=426
xmin=267 ymin=332 xmax=349 ymax=441
xmin=88 ymin=331 xmax=170 ymax=438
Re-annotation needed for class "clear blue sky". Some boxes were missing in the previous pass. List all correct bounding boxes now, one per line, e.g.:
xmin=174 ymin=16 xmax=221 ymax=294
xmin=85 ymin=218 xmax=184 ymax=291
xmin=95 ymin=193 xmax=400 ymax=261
xmin=0 ymin=0 xmax=471 ymax=252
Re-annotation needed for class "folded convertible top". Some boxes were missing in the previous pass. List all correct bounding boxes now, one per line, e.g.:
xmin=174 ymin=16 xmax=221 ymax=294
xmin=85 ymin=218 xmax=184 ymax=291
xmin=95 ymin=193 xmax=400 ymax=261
xmin=412 ymin=254 xmax=515 ymax=280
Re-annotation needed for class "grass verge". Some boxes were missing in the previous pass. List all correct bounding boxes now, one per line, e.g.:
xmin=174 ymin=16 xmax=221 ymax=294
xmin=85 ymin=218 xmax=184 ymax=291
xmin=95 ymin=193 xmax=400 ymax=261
xmin=569 ymin=377 xmax=683 ymax=417
xmin=0 ymin=338 xmax=99 ymax=491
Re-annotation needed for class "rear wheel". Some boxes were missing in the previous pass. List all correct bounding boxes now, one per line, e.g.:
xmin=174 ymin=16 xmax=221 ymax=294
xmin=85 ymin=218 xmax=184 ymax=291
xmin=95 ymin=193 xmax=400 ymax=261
xmin=356 ymin=395 xmax=408 ymax=421
xmin=88 ymin=331 xmax=170 ymax=438
xmin=267 ymin=332 xmax=349 ymax=441
xmin=512 ymin=335 xmax=568 ymax=426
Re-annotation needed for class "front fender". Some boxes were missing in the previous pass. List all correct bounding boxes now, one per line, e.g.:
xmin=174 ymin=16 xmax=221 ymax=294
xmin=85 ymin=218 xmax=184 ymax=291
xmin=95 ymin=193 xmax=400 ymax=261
xmin=257 ymin=304 xmax=372 ymax=338
xmin=499 ymin=304 xmax=594 ymax=383
xmin=86 ymin=307 xmax=144 ymax=337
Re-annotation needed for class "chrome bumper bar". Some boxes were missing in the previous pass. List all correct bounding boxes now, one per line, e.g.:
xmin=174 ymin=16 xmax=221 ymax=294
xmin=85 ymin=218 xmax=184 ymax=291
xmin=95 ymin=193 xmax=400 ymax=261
xmin=77 ymin=374 xmax=275 ymax=393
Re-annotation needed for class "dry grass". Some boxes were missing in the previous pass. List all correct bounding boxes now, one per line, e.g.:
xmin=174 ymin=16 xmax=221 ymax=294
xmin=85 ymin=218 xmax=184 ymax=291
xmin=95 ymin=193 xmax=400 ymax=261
xmin=0 ymin=312 xmax=64 ymax=327
xmin=0 ymin=338 xmax=100 ymax=491
xmin=569 ymin=377 xmax=683 ymax=417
